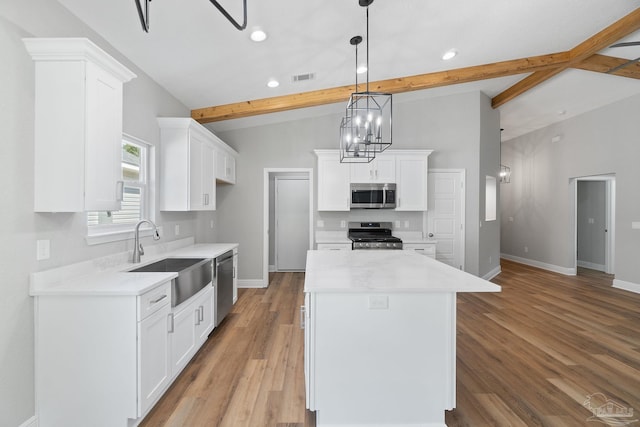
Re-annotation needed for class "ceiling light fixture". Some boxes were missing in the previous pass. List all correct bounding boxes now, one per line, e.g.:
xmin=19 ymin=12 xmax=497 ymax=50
xmin=442 ymin=49 xmax=458 ymax=60
xmin=339 ymin=0 xmax=392 ymax=163
xmin=267 ymin=79 xmax=279 ymax=88
xmin=250 ymin=28 xmax=267 ymax=42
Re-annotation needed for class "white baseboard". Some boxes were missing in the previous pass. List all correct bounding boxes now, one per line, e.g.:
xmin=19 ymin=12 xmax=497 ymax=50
xmin=238 ymin=279 xmax=267 ymax=288
xmin=577 ymin=260 xmax=606 ymax=272
xmin=501 ymin=253 xmax=576 ymax=276
xmin=613 ymin=279 xmax=640 ymax=295
xmin=268 ymin=264 xmax=276 ymax=272
xmin=18 ymin=416 xmax=37 ymax=427
xmin=483 ymin=265 xmax=502 ymax=281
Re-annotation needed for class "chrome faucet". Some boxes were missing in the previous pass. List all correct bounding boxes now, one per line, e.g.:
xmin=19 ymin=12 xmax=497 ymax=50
xmin=132 ymin=219 xmax=160 ymax=263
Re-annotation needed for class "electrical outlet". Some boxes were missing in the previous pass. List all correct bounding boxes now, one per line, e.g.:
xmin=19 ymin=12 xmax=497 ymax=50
xmin=524 ymin=246 xmax=528 ymax=253
xmin=489 ymin=256 xmax=492 ymax=264
xmin=395 ymin=220 xmax=401 ymax=228
xmin=175 ymin=224 xmax=180 ymax=236
xmin=404 ymin=220 xmax=410 ymax=228
xmin=340 ymin=220 xmax=346 ymax=228
xmin=36 ymin=239 xmax=50 ymax=261
xmin=210 ymin=220 xmax=214 ymax=229
xmin=509 ymin=217 xmax=514 ymax=222
xmin=633 ymin=222 xmax=640 ymax=230
xmin=368 ymin=295 xmax=389 ymax=310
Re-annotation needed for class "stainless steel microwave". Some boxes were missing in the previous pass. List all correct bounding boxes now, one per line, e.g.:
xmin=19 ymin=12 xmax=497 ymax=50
xmin=350 ymin=183 xmax=396 ymax=209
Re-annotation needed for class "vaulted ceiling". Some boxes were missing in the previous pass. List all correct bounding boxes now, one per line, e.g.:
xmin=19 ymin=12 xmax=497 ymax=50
xmin=57 ymin=0 xmax=640 ymax=141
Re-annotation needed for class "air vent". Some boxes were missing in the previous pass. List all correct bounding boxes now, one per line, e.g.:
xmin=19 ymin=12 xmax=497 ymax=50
xmin=292 ymin=73 xmax=315 ymax=83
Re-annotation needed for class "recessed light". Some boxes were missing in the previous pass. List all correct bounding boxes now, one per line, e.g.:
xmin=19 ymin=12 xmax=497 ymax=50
xmin=267 ymin=79 xmax=279 ymax=88
xmin=442 ymin=49 xmax=457 ymax=61
xmin=356 ymin=65 xmax=367 ymax=74
xmin=250 ymin=29 xmax=267 ymax=42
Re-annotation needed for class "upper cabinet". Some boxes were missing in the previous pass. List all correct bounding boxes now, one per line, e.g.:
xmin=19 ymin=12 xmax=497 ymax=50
xmin=315 ymin=150 xmax=350 ymax=211
xmin=395 ymin=151 xmax=432 ymax=211
xmin=350 ymin=156 xmax=395 ymax=183
xmin=158 ymin=118 xmax=237 ymax=211
xmin=24 ymin=38 xmax=136 ymax=212
xmin=315 ymin=149 xmax=432 ymax=212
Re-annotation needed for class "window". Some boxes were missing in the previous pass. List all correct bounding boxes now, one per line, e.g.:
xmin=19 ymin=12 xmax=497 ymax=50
xmin=87 ymin=134 xmax=152 ymax=239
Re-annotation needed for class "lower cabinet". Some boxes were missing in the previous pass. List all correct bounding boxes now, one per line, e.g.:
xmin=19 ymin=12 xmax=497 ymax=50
xmin=34 ymin=281 xmax=215 ymax=427
xmin=403 ymin=242 xmax=436 ymax=259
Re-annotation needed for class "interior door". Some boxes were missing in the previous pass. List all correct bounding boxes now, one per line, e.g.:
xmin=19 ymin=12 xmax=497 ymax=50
xmin=427 ymin=171 xmax=464 ymax=270
xmin=275 ymin=177 xmax=310 ymax=271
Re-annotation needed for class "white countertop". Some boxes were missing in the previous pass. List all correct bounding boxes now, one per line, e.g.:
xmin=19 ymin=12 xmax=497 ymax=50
xmin=30 ymin=241 xmax=238 ymax=297
xmin=304 ymin=250 xmax=500 ymax=293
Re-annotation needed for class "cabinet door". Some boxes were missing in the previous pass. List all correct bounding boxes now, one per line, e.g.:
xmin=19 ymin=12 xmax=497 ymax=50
xmin=202 ymin=143 xmax=216 ymax=210
xmin=374 ymin=156 xmax=396 ymax=182
xmin=189 ymin=137 xmax=205 ymax=210
xmin=317 ymin=153 xmax=350 ymax=211
xmin=303 ymin=292 xmax=315 ymax=410
xmin=225 ymin=155 xmax=236 ymax=184
xmin=396 ymin=156 xmax=428 ymax=211
xmin=195 ymin=286 xmax=214 ymax=344
xmin=138 ymin=304 xmax=171 ymax=416
xmin=170 ymin=300 xmax=197 ymax=377
xmin=403 ymin=244 xmax=436 ymax=259
xmin=317 ymin=243 xmax=352 ymax=251
xmin=350 ymin=162 xmax=374 ymax=183
xmin=84 ymin=62 xmax=123 ymax=211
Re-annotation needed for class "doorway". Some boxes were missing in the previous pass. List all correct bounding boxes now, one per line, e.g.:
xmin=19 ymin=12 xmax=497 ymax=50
xmin=426 ymin=169 xmax=466 ymax=270
xmin=263 ymin=169 xmax=314 ymax=284
xmin=573 ymin=175 xmax=615 ymax=275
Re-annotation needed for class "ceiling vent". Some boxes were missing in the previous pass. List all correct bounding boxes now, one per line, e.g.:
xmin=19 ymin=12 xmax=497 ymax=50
xmin=292 ymin=72 xmax=315 ymax=83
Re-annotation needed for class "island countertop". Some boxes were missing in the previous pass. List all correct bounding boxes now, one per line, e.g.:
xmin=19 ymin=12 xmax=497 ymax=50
xmin=304 ymin=249 xmax=501 ymax=293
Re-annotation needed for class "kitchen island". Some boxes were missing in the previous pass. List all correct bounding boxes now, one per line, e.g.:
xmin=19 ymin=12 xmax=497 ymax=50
xmin=303 ymin=250 xmax=500 ymax=427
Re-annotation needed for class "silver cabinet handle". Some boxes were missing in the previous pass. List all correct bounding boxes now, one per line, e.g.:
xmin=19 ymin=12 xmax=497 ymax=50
xmin=149 ymin=294 xmax=167 ymax=305
xmin=116 ymin=181 xmax=124 ymax=202
xmin=195 ymin=308 xmax=200 ymax=326
xmin=199 ymin=306 xmax=204 ymax=322
xmin=300 ymin=305 xmax=306 ymax=330
xmin=428 ymin=233 xmax=434 ymax=238
xmin=168 ymin=313 xmax=174 ymax=333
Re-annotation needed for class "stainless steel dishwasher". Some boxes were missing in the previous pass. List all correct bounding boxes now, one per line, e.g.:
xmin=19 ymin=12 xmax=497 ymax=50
xmin=215 ymin=250 xmax=234 ymax=326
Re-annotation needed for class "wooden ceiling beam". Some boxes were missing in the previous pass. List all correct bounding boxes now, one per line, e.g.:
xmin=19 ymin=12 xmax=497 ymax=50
xmin=492 ymin=7 xmax=640 ymax=108
xmin=192 ymin=52 xmax=569 ymax=123
xmin=574 ymin=54 xmax=640 ymax=79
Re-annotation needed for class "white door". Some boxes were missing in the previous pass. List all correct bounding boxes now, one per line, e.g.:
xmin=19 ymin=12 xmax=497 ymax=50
xmin=276 ymin=177 xmax=310 ymax=271
xmin=427 ymin=171 xmax=464 ymax=270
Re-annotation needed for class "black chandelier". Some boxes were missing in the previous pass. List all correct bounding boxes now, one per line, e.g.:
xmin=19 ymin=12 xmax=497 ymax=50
xmin=135 ymin=0 xmax=247 ymax=33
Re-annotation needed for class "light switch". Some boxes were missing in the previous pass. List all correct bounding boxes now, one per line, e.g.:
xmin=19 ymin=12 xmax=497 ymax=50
xmin=317 ymin=220 xmax=325 ymax=228
xmin=174 ymin=224 xmax=180 ymax=235
xmin=632 ymin=222 xmax=640 ymax=230
xmin=37 ymin=239 xmax=50 ymax=261
xmin=340 ymin=220 xmax=346 ymax=228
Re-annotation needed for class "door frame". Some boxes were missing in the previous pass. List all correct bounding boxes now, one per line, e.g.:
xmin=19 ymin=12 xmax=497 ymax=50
xmin=572 ymin=174 xmax=615 ymax=275
xmin=425 ymin=169 xmax=466 ymax=271
xmin=263 ymin=168 xmax=314 ymax=285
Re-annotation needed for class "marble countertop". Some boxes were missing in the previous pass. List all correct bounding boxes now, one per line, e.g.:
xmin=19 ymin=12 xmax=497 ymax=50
xmin=304 ymin=250 xmax=500 ymax=293
xmin=30 ymin=241 xmax=238 ymax=297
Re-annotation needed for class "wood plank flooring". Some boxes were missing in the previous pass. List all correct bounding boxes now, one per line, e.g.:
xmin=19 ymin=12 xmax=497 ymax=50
xmin=141 ymin=261 xmax=640 ymax=426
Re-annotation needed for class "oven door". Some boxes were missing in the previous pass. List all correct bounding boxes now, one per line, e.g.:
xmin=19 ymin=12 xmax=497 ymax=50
xmin=350 ymin=183 xmax=396 ymax=209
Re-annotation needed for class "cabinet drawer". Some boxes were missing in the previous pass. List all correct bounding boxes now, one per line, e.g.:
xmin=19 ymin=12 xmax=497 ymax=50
xmin=138 ymin=281 xmax=171 ymax=320
xmin=403 ymin=244 xmax=436 ymax=257
xmin=317 ymin=243 xmax=352 ymax=251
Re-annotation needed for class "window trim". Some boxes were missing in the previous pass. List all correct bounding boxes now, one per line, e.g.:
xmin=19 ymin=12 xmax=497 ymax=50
xmin=86 ymin=133 xmax=156 ymax=245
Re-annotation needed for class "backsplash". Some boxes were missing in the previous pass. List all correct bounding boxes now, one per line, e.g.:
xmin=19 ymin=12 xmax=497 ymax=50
xmin=316 ymin=211 xmax=424 ymax=232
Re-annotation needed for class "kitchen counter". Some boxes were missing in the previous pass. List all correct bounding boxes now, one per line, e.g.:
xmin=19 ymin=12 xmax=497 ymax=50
xmin=303 ymin=249 xmax=500 ymax=427
xmin=304 ymin=249 xmax=499 ymax=293
xmin=30 ymin=239 xmax=238 ymax=296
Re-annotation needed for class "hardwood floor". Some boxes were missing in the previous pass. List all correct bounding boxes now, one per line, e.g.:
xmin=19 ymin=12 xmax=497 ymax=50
xmin=141 ymin=261 xmax=640 ymax=427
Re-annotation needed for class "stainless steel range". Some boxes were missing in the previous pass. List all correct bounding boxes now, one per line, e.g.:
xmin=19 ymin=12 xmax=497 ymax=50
xmin=348 ymin=221 xmax=403 ymax=250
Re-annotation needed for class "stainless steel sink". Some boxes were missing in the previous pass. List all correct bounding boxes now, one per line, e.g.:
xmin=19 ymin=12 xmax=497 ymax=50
xmin=130 ymin=258 xmax=213 ymax=307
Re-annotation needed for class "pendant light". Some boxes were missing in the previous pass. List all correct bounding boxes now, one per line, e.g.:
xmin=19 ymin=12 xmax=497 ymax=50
xmin=340 ymin=0 xmax=392 ymax=163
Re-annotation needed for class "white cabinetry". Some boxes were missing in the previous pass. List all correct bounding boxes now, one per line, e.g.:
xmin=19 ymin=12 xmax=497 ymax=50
xmin=315 ymin=150 xmax=350 ymax=211
xmin=216 ymin=146 xmax=237 ymax=184
xmin=170 ymin=285 xmax=214 ymax=377
xmin=24 ymin=38 xmax=136 ymax=212
xmin=316 ymin=243 xmax=352 ymax=251
xmin=403 ymin=242 xmax=436 ymax=259
xmin=159 ymin=118 xmax=216 ymax=211
xmin=350 ymin=155 xmax=395 ymax=183
xmin=395 ymin=151 xmax=432 ymax=211
xmin=34 ymin=281 xmax=171 ymax=427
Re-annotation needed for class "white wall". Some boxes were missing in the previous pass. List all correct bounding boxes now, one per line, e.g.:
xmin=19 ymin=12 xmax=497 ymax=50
xmin=213 ymin=91 xmax=501 ymax=279
xmin=500 ymin=93 xmax=640 ymax=286
xmin=0 ymin=2 xmax=216 ymax=425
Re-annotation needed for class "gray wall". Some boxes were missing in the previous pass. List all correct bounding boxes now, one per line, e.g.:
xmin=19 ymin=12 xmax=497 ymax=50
xmin=577 ymin=181 xmax=606 ymax=267
xmin=500 ymin=93 xmax=640 ymax=285
xmin=0 ymin=2 xmax=216 ymax=425
xmin=214 ymin=91 xmax=501 ymax=280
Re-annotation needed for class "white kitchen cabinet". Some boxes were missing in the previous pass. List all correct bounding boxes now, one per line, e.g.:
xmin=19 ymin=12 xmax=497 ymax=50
xmin=158 ymin=118 xmax=216 ymax=211
xmin=34 ymin=281 xmax=171 ymax=427
xmin=350 ymin=155 xmax=395 ymax=183
xmin=170 ymin=285 xmax=214 ymax=377
xmin=316 ymin=243 xmax=352 ymax=251
xmin=403 ymin=242 xmax=436 ymax=259
xmin=315 ymin=150 xmax=350 ymax=211
xmin=395 ymin=151 xmax=432 ymax=211
xmin=215 ymin=146 xmax=237 ymax=184
xmin=24 ymin=38 xmax=136 ymax=212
